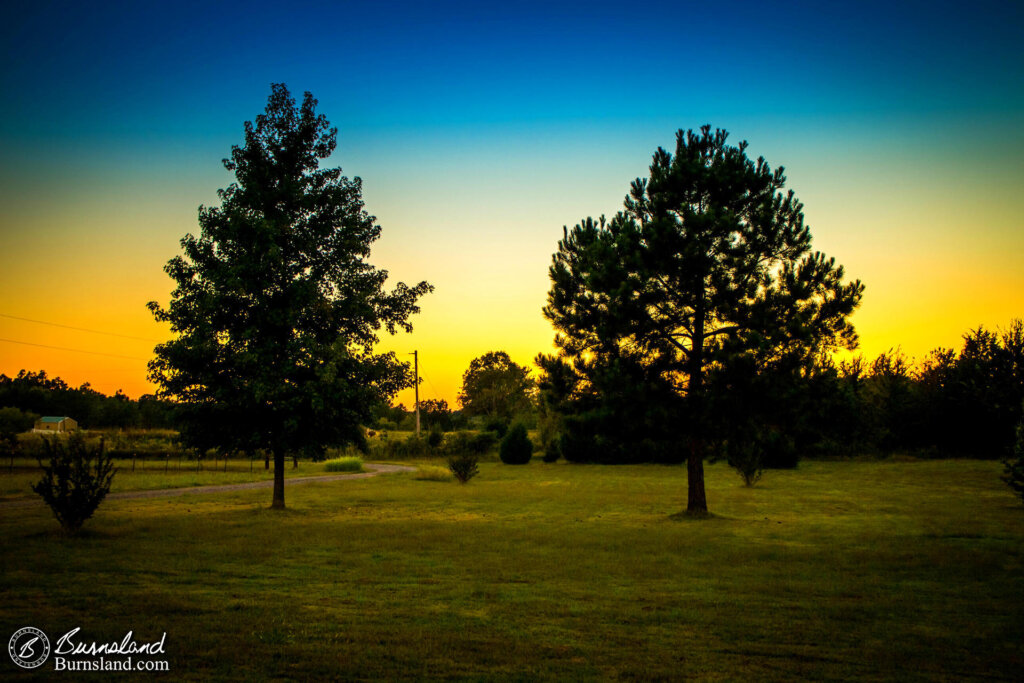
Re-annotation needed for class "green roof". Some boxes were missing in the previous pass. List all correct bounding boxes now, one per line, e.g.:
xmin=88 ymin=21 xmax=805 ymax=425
xmin=39 ymin=416 xmax=69 ymax=423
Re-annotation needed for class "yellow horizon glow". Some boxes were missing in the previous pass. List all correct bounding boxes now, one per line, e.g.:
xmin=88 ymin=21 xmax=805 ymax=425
xmin=2 ymin=124 xmax=1021 ymax=406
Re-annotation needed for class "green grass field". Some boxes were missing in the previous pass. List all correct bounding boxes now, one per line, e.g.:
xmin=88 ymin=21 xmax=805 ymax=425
xmin=1 ymin=459 xmax=1021 ymax=680
xmin=0 ymin=457 xmax=341 ymax=502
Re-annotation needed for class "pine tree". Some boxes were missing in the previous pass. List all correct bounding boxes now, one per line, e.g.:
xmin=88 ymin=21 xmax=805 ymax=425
xmin=542 ymin=126 xmax=863 ymax=515
xmin=148 ymin=84 xmax=432 ymax=509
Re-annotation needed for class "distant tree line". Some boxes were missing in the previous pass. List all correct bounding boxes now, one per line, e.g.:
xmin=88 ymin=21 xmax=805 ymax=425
xmin=372 ymin=351 xmax=539 ymax=434
xmin=0 ymin=370 xmax=178 ymax=429
xmin=536 ymin=319 xmax=1024 ymax=466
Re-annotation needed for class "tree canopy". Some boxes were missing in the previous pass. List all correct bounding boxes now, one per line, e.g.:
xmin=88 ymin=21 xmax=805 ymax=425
xmin=540 ymin=126 xmax=863 ymax=514
xmin=458 ymin=351 xmax=535 ymax=423
xmin=148 ymin=84 xmax=431 ymax=509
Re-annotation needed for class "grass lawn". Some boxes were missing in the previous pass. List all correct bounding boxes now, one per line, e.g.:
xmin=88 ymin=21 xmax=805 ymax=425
xmin=0 ymin=458 xmax=342 ymax=502
xmin=1 ymin=459 xmax=1021 ymax=680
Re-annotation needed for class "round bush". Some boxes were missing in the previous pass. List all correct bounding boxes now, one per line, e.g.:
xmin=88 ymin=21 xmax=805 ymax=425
xmin=500 ymin=423 xmax=533 ymax=465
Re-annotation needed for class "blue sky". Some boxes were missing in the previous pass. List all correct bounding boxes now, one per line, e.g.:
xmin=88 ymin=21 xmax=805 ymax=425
xmin=1 ymin=0 xmax=1022 ymax=401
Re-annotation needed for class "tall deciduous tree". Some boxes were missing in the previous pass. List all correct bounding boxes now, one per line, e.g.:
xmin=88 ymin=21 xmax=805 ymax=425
xmin=542 ymin=126 xmax=863 ymax=515
xmin=148 ymin=84 xmax=432 ymax=509
xmin=458 ymin=351 xmax=535 ymax=423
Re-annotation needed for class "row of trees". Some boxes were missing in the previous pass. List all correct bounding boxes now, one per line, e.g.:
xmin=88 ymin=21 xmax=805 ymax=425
xmin=534 ymin=322 xmax=1024 ymax=464
xmin=372 ymin=351 xmax=537 ymax=433
xmin=0 ymin=371 xmax=177 ymax=429
xmin=16 ymin=85 xmax=1012 ymax=513
xmin=367 ymin=316 xmax=1024 ymax=470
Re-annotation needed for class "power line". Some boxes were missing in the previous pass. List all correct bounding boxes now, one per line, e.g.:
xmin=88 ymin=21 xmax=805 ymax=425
xmin=0 ymin=313 xmax=160 ymax=343
xmin=420 ymin=371 xmax=444 ymax=402
xmin=0 ymin=338 xmax=149 ymax=361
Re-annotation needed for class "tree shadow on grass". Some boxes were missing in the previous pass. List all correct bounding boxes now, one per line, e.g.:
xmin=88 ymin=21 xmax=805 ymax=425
xmin=18 ymin=527 xmax=117 ymax=541
xmin=667 ymin=510 xmax=730 ymax=522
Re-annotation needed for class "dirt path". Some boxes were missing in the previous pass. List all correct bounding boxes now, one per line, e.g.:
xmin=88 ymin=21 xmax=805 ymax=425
xmin=0 ymin=463 xmax=415 ymax=510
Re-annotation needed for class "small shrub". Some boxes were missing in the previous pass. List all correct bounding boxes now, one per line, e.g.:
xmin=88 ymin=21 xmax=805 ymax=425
xmin=427 ymin=424 xmax=444 ymax=449
xmin=1002 ymin=420 xmax=1024 ymax=504
xmin=500 ymin=423 xmax=534 ymax=465
xmin=538 ymin=407 xmax=561 ymax=462
xmin=377 ymin=419 xmax=398 ymax=431
xmin=447 ymin=453 xmax=479 ymax=483
xmin=32 ymin=433 xmax=116 ymax=534
xmin=541 ymin=435 xmax=560 ymax=463
xmin=324 ymin=456 xmax=364 ymax=472
xmin=415 ymin=465 xmax=454 ymax=482
xmin=727 ymin=437 xmax=764 ymax=487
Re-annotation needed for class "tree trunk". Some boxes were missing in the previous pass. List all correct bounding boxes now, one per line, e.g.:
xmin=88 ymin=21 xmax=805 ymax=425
xmin=686 ymin=297 xmax=709 ymax=515
xmin=687 ymin=440 xmax=708 ymax=515
xmin=270 ymin=447 xmax=285 ymax=509
xmin=264 ymin=455 xmax=269 ymax=470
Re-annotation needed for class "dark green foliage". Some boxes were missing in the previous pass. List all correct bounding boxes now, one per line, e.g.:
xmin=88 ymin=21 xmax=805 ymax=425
xmin=484 ymin=418 xmax=509 ymax=438
xmin=419 ymin=399 xmax=456 ymax=432
xmin=538 ymin=353 xmax=685 ymax=465
xmin=535 ymin=386 xmax=562 ymax=462
xmin=459 ymin=351 xmax=535 ymax=423
xmin=792 ymin=321 xmax=1024 ymax=460
xmin=32 ymin=433 xmax=116 ymax=534
xmin=500 ymin=423 xmax=534 ymax=465
xmin=147 ymin=84 xmax=431 ymax=508
xmin=540 ymin=126 xmax=862 ymax=512
xmin=0 ymin=406 xmax=38 ymax=461
xmin=1001 ymin=417 xmax=1024 ymax=504
xmin=442 ymin=431 xmax=498 ymax=457
xmin=378 ymin=430 xmax=498 ymax=461
xmin=0 ymin=371 xmax=177 ymax=429
xmin=470 ymin=431 xmax=498 ymax=454
xmin=0 ymin=405 xmax=38 ymax=434
xmin=918 ymin=323 xmax=1024 ymax=458
xmin=426 ymin=424 xmax=444 ymax=449
xmin=373 ymin=402 xmax=408 ymax=429
xmin=727 ymin=435 xmax=764 ymax=487
xmin=446 ymin=452 xmax=479 ymax=483
xmin=383 ymin=436 xmax=432 ymax=459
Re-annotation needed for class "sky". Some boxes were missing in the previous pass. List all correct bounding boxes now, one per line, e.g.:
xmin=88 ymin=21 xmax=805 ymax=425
xmin=1 ymin=0 xmax=1022 ymax=408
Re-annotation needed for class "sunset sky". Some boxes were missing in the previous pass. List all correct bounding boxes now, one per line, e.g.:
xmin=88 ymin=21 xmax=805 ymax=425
xmin=1 ymin=0 xmax=1022 ymax=408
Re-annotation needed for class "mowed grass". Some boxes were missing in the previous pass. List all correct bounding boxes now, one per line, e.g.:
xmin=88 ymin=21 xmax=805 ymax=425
xmin=1 ymin=459 xmax=1022 ymax=680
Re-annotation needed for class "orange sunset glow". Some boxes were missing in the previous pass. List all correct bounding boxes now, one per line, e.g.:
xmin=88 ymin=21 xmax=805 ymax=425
xmin=1 ymin=4 xmax=1021 ymax=410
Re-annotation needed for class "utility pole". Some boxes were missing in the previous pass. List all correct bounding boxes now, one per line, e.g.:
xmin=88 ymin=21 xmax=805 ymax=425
xmin=411 ymin=350 xmax=420 ymax=438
